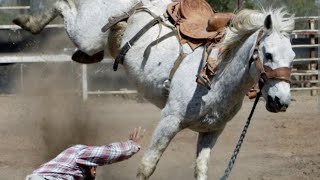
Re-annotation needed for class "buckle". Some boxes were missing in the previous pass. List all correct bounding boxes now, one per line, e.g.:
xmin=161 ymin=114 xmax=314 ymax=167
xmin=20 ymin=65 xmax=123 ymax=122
xmin=196 ymin=75 xmax=212 ymax=90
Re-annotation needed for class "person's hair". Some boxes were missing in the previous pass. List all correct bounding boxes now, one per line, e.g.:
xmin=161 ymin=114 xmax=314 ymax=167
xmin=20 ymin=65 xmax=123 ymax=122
xmin=82 ymin=166 xmax=96 ymax=180
xmin=84 ymin=174 xmax=95 ymax=180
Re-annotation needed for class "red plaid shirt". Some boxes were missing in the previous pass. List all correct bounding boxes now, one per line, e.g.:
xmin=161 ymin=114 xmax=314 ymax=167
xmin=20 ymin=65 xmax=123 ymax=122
xmin=28 ymin=140 xmax=140 ymax=180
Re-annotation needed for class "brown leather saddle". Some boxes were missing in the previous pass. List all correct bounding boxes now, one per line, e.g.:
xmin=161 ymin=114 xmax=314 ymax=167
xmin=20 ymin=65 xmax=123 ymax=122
xmin=166 ymin=0 xmax=234 ymax=49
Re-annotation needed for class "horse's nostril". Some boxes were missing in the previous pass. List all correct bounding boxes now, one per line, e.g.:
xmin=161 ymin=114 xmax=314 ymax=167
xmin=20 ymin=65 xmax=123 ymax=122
xmin=274 ymin=96 xmax=282 ymax=106
xmin=275 ymin=96 xmax=289 ymax=111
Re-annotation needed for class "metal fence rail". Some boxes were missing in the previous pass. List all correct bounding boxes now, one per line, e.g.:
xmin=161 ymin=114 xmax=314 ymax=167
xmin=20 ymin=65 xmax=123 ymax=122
xmin=0 ymin=24 xmax=64 ymax=30
xmin=0 ymin=6 xmax=30 ymax=10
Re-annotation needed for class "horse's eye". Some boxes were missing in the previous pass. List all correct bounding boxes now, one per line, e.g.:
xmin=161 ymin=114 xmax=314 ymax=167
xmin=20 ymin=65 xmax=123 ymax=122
xmin=265 ymin=53 xmax=273 ymax=61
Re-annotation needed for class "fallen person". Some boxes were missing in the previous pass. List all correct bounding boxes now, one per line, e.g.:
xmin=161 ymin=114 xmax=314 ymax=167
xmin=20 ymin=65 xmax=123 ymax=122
xmin=25 ymin=127 xmax=145 ymax=180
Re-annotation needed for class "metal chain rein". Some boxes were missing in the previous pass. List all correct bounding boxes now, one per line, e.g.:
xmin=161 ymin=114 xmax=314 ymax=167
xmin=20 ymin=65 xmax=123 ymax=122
xmin=220 ymin=91 xmax=262 ymax=180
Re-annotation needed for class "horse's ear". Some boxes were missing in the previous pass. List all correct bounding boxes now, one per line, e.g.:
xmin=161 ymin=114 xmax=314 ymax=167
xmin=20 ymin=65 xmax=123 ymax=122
xmin=264 ymin=14 xmax=272 ymax=33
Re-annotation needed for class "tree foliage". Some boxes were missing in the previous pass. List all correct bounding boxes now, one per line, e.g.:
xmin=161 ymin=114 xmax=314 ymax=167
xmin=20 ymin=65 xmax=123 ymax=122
xmin=254 ymin=0 xmax=318 ymax=16
xmin=207 ymin=0 xmax=318 ymax=16
xmin=207 ymin=0 xmax=256 ymax=12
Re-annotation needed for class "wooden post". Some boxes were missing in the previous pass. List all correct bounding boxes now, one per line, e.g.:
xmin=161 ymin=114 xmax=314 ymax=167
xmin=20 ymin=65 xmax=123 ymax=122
xmin=81 ymin=64 xmax=88 ymax=101
xmin=237 ymin=0 xmax=244 ymax=10
xmin=20 ymin=63 xmax=24 ymax=94
xmin=309 ymin=19 xmax=317 ymax=96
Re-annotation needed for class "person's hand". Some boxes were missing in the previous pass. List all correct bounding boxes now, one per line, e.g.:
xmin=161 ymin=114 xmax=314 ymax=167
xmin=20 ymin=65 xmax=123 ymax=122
xmin=129 ymin=127 xmax=146 ymax=145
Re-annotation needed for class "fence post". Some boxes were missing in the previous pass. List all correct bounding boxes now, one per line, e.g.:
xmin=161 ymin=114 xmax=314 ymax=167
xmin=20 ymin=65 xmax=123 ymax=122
xmin=309 ymin=19 xmax=317 ymax=96
xmin=81 ymin=64 xmax=88 ymax=101
xmin=20 ymin=64 xmax=24 ymax=94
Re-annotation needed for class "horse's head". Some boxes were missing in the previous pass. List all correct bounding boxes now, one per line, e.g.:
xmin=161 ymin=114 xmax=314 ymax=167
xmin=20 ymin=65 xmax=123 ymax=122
xmin=253 ymin=11 xmax=295 ymax=113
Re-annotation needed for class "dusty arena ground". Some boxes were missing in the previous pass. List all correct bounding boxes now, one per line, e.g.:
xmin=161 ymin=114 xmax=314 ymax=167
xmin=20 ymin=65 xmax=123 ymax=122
xmin=0 ymin=66 xmax=319 ymax=180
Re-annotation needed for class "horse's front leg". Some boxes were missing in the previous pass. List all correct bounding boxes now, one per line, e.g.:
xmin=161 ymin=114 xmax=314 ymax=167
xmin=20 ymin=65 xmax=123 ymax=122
xmin=194 ymin=129 xmax=224 ymax=180
xmin=137 ymin=115 xmax=182 ymax=180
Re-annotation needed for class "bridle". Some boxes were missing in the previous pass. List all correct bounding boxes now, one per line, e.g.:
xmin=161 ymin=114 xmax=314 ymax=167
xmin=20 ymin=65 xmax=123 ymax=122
xmin=249 ymin=29 xmax=292 ymax=90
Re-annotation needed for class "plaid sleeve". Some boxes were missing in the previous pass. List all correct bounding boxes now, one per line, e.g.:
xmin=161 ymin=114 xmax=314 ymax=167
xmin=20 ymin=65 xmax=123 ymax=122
xmin=76 ymin=140 xmax=140 ymax=166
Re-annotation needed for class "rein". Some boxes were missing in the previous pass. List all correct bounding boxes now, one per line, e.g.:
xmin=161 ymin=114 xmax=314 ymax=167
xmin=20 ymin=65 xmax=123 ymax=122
xmin=220 ymin=91 xmax=262 ymax=180
xmin=220 ymin=29 xmax=292 ymax=179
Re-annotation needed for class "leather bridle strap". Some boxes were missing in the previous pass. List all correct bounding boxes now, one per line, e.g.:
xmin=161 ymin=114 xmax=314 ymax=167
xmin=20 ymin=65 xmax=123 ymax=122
xmin=264 ymin=66 xmax=291 ymax=83
xmin=249 ymin=29 xmax=265 ymax=89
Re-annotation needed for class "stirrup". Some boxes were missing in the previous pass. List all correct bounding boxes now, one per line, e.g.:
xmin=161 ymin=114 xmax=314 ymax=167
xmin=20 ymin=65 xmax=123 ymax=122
xmin=162 ymin=79 xmax=171 ymax=97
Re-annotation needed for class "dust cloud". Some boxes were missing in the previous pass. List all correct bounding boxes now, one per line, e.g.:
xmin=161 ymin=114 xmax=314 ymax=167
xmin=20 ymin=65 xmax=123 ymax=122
xmin=16 ymin=63 xmax=100 ymax=160
xmin=6 ymin=61 xmax=149 ymax=180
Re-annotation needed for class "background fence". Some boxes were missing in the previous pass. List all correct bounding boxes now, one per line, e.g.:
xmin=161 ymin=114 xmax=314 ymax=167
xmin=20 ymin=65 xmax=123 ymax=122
xmin=290 ymin=16 xmax=319 ymax=96
xmin=0 ymin=6 xmax=319 ymax=100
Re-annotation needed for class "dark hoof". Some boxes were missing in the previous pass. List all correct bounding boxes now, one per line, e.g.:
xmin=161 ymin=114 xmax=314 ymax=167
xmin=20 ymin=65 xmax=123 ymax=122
xmin=72 ymin=50 xmax=104 ymax=64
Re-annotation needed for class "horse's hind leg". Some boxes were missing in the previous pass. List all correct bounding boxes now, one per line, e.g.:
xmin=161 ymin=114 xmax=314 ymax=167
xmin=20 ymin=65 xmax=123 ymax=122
xmin=137 ymin=115 xmax=181 ymax=180
xmin=13 ymin=0 xmax=74 ymax=34
xmin=194 ymin=129 xmax=224 ymax=180
xmin=13 ymin=7 xmax=59 ymax=34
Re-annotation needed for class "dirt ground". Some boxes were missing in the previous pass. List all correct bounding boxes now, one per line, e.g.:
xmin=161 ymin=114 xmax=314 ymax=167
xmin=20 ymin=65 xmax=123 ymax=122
xmin=0 ymin=68 xmax=319 ymax=180
xmin=0 ymin=92 xmax=318 ymax=180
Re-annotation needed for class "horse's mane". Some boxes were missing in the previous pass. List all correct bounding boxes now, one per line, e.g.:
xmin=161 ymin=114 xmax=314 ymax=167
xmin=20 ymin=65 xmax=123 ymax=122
xmin=220 ymin=7 xmax=295 ymax=61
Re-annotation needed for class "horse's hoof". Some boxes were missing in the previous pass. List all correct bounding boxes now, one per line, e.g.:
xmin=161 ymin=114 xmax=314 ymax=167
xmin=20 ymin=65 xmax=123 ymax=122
xmin=12 ymin=15 xmax=42 ymax=34
xmin=72 ymin=50 xmax=104 ymax=64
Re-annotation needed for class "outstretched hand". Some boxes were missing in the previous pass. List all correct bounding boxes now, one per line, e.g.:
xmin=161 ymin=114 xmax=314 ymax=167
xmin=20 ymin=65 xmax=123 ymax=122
xmin=129 ymin=127 xmax=146 ymax=145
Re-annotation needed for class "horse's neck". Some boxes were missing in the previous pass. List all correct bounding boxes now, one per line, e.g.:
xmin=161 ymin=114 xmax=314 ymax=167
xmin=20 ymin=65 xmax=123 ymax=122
xmin=213 ymin=31 xmax=258 ymax=103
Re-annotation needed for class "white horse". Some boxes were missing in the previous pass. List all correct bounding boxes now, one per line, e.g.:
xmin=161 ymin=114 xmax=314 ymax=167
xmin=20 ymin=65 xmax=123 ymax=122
xmin=13 ymin=0 xmax=295 ymax=179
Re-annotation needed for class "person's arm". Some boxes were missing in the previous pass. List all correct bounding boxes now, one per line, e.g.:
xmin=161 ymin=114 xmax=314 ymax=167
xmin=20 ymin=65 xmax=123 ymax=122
xmin=76 ymin=127 xmax=145 ymax=166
